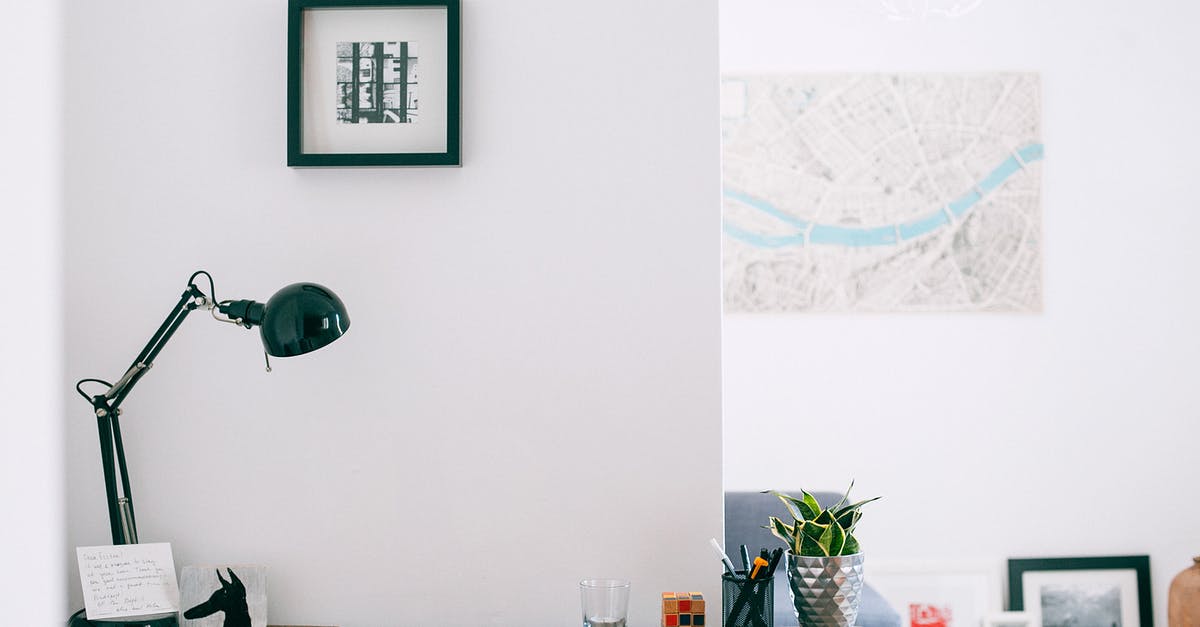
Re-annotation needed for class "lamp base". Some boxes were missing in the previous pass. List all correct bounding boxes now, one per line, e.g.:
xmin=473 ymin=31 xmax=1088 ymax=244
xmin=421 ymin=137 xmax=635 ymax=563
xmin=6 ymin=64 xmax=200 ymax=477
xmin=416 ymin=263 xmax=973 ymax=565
xmin=68 ymin=609 xmax=178 ymax=627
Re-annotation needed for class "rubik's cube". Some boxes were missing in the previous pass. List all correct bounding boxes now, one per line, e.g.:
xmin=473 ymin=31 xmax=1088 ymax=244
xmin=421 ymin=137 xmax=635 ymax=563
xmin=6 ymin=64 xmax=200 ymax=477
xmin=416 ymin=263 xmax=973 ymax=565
xmin=662 ymin=591 xmax=705 ymax=626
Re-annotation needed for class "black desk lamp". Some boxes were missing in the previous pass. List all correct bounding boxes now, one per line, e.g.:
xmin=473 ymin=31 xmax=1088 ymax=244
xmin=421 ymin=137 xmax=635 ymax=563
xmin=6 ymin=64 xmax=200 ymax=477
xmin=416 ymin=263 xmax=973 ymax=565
xmin=68 ymin=270 xmax=350 ymax=627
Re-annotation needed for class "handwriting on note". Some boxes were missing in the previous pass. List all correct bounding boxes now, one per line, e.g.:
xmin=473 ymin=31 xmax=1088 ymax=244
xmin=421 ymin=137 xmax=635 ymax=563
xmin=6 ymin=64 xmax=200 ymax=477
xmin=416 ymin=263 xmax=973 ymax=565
xmin=77 ymin=543 xmax=180 ymax=620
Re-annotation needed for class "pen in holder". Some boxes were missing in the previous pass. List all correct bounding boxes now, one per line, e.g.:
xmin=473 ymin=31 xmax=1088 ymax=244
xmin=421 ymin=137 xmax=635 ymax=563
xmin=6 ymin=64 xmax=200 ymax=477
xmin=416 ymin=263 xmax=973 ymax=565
xmin=722 ymin=570 xmax=773 ymax=627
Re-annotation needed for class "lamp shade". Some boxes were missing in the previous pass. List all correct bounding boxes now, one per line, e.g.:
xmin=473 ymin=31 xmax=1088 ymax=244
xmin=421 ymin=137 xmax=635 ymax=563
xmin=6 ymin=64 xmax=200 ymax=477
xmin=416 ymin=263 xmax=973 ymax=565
xmin=259 ymin=282 xmax=350 ymax=357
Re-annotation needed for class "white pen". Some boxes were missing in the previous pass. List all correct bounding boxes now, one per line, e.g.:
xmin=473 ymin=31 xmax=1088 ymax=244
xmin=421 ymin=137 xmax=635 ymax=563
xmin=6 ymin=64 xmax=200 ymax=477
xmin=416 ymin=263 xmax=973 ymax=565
xmin=709 ymin=537 xmax=737 ymax=575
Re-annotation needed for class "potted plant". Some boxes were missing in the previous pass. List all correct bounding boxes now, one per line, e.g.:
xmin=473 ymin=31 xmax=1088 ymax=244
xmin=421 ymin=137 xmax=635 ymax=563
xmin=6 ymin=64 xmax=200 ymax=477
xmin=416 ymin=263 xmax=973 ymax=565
xmin=766 ymin=482 xmax=879 ymax=627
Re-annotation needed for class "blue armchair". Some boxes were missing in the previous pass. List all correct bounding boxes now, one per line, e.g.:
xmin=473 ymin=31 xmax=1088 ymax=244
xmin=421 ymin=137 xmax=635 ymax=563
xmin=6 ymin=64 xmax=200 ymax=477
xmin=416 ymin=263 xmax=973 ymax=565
xmin=725 ymin=491 xmax=901 ymax=627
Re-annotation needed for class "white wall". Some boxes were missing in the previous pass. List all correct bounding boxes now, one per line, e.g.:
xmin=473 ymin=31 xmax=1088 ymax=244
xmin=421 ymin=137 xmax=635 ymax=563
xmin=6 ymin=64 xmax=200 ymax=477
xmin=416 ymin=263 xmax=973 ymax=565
xmin=63 ymin=2 xmax=721 ymax=625
xmin=721 ymin=2 xmax=1200 ymax=625
xmin=0 ymin=1 xmax=65 ymax=624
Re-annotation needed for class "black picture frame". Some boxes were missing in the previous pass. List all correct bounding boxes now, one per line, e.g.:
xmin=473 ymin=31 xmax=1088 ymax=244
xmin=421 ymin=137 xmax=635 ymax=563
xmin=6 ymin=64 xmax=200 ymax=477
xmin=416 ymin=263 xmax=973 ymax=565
xmin=287 ymin=0 xmax=461 ymax=167
xmin=1008 ymin=555 xmax=1153 ymax=627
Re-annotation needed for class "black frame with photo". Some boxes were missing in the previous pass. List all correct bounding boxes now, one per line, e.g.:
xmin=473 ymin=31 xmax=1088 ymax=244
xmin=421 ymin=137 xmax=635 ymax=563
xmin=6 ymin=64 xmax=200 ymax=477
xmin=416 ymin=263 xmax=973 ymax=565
xmin=287 ymin=0 xmax=461 ymax=167
xmin=1007 ymin=555 xmax=1153 ymax=627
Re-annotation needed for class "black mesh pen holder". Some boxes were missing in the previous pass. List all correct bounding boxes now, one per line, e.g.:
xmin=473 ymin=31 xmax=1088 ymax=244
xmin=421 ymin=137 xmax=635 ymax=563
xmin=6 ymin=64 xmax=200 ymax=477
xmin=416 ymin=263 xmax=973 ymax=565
xmin=722 ymin=571 xmax=774 ymax=627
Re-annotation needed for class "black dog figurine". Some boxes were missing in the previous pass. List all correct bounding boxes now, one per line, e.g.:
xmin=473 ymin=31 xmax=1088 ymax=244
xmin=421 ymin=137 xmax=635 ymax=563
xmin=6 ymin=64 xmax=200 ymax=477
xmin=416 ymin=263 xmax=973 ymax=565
xmin=184 ymin=568 xmax=251 ymax=627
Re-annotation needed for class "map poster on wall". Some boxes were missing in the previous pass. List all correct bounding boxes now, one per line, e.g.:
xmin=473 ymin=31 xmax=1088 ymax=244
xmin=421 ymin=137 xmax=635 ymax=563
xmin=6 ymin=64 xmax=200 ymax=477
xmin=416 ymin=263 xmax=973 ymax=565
xmin=721 ymin=73 xmax=1043 ymax=313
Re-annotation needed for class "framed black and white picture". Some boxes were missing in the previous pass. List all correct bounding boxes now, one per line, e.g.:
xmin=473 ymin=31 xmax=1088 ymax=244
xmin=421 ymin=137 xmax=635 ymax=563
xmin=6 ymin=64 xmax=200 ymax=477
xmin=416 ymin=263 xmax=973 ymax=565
xmin=1008 ymin=556 xmax=1153 ymax=627
xmin=287 ymin=0 xmax=461 ymax=166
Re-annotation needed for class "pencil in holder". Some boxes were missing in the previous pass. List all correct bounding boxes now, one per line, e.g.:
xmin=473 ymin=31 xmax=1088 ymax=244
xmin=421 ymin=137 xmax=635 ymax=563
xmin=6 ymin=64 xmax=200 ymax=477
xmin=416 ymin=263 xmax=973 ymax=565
xmin=721 ymin=571 xmax=773 ymax=627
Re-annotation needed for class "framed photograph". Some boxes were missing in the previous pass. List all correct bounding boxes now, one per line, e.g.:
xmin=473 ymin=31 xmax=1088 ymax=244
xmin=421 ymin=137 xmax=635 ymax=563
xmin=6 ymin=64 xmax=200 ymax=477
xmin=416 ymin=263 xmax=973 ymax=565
xmin=287 ymin=0 xmax=461 ymax=167
xmin=1008 ymin=556 xmax=1153 ymax=627
xmin=867 ymin=561 xmax=1003 ymax=627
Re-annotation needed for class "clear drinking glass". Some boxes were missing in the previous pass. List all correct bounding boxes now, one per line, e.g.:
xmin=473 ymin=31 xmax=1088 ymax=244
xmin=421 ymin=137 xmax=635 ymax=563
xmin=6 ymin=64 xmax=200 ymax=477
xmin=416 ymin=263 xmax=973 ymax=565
xmin=580 ymin=578 xmax=631 ymax=627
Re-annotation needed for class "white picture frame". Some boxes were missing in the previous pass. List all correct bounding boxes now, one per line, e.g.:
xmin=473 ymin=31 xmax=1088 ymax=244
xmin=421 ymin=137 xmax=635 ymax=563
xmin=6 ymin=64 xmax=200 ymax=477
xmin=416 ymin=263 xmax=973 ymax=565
xmin=867 ymin=560 xmax=1003 ymax=627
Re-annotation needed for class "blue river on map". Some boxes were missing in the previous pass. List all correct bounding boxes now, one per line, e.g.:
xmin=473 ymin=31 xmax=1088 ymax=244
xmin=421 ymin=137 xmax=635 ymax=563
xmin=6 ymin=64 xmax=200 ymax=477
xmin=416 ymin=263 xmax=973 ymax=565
xmin=723 ymin=142 xmax=1044 ymax=248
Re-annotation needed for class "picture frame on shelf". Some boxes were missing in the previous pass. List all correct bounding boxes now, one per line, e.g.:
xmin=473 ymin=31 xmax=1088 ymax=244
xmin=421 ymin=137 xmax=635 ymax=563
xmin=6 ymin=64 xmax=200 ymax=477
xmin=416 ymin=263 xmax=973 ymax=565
xmin=1007 ymin=555 xmax=1152 ymax=627
xmin=287 ymin=0 xmax=461 ymax=167
xmin=866 ymin=560 xmax=1003 ymax=627
xmin=179 ymin=565 xmax=268 ymax=626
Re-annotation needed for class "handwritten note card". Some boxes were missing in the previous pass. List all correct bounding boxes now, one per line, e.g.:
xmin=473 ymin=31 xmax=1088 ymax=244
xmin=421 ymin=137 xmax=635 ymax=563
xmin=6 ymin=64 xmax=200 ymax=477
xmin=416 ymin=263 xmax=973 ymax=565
xmin=77 ymin=543 xmax=180 ymax=620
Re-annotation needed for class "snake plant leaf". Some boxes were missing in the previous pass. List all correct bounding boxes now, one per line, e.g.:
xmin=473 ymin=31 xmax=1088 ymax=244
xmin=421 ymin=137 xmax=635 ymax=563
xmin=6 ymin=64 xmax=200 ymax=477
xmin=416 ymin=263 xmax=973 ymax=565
xmin=833 ymin=498 xmax=879 ymax=531
xmin=768 ymin=516 xmax=794 ymax=544
xmin=799 ymin=489 xmax=823 ymax=518
xmin=828 ymin=479 xmax=855 ymax=512
xmin=834 ymin=496 xmax=882 ymax=517
xmin=819 ymin=519 xmax=847 ymax=556
xmin=795 ymin=521 xmax=829 ymax=555
xmin=814 ymin=508 xmax=834 ymax=525
xmin=770 ymin=490 xmax=821 ymax=521
xmin=834 ymin=508 xmax=862 ymax=532
xmin=797 ymin=528 xmax=827 ymax=556
xmin=801 ymin=521 xmax=834 ymax=554
xmin=842 ymin=533 xmax=860 ymax=555
xmin=800 ymin=520 xmax=827 ymax=540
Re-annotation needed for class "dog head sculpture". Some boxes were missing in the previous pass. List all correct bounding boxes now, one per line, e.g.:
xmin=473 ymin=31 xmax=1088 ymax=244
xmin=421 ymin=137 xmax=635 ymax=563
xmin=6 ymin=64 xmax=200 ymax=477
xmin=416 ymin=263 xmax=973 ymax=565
xmin=183 ymin=568 xmax=251 ymax=627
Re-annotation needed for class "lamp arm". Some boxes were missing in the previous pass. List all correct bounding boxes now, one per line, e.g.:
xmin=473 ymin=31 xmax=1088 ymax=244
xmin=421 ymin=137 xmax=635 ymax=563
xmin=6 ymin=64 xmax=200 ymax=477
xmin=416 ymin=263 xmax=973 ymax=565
xmin=104 ymin=283 xmax=208 ymax=410
xmin=75 ymin=270 xmax=349 ymax=547
xmin=82 ymin=275 xmax=213 ymax=545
